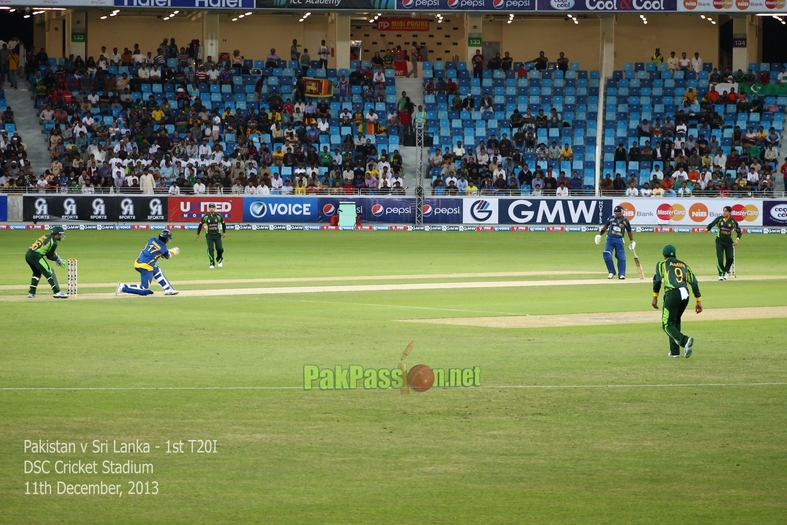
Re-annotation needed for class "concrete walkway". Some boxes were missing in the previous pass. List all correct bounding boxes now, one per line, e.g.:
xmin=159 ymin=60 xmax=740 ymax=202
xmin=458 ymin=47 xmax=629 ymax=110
xmin=7 ymin=80 xmax=50 ymax=177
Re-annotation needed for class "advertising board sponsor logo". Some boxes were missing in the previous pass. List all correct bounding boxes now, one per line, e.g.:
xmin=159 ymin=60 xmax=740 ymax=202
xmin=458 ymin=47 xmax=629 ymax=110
xmin=730 ymin=203 xmax=759 ymax=223
xmin=502 ymin=199 xmax=604 ymax=225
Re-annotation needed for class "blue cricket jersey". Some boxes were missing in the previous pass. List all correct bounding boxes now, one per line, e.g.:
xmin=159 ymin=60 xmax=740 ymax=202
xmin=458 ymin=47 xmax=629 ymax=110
xmin=134 ymin=237 xmax=170 ymax=271
xmin=604 ymin=215 xmax=631 ymax=240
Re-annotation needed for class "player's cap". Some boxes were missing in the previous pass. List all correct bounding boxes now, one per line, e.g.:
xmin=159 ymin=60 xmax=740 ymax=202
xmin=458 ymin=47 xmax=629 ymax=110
xmin=208 ymin=203 xmax=216 ymax=208
xmin=614 ymin=205 xmax=624 ymax=213
xmin=51 ymin=226 xmax=65 ymax=235
xmin=662 ymin=244 xmax=676 ymax=257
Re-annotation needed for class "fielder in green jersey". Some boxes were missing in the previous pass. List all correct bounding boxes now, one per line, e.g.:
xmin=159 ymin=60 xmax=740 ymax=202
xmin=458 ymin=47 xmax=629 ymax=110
xmin=195 ymin=203 xmax=227 ymax=268
xmin=706 ymin=205 xmax=741 ymax=280
xmin=652 ymin=244 xmax=702 ymax=358
xmin=25 ymin=225 xmax=69 ymax=299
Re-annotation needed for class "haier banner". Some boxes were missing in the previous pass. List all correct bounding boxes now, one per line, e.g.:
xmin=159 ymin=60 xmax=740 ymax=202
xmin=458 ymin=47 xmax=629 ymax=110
xmin=397 ymin=0 xmax=535 ymax=11
xmin=115 ymin=0 xmax=255 ymax=7
xmin=500 ymin=198 xmax=609 ymax=225
xmin=23 ymin=195 xmax=168 ymax=222
xmin=0 ymin=195 xmax=6 ymax=222
xmin=537 ymin=0 xmax=676 ymax=10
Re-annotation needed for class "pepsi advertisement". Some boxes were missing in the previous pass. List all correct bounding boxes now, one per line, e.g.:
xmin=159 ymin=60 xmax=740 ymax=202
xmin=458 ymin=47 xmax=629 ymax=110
xmin=244 ymin=197 xmax=319 ymax=223
xmin=423 ymin=198 xmax=463 ymax=224
xmin=537 ymin=0 xmax=676 ymax=10
xmin=398 ymin=0 xmax=534 ymax=10
xmin=0 ymin=195 xmax=6 ymax=222
xmin=318 ymin=197 xmax=415 ymax=223
xmin=499 ymin=198 xmax=610 ymax=225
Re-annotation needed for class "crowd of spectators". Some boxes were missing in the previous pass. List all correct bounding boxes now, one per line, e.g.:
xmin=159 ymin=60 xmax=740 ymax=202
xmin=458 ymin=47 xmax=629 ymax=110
xmin=0 ymin=37 xmax=431 ymax=195
xmin=469 ymin=49 xmax=571 ymax=80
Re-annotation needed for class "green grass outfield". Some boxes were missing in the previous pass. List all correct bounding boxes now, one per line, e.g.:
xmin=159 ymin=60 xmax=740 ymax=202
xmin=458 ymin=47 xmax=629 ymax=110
xmin=1 ymin=230 xmax=786 ymax=524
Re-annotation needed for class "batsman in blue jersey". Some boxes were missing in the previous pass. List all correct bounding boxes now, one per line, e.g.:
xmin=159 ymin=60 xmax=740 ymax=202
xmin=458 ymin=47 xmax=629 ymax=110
xmin=595 ymin=205 xmax=636 ymax=279
xmin=116 ymin=230 xmax=180 ymax=296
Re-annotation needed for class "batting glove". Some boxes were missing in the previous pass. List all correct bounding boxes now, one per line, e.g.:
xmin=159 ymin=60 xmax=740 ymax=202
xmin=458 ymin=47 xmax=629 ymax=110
xmin=629 ymin=241 xmax=636 ymax=251
xmin=170 ymin=247 xmax=180 ymax=256
xmin=594 ymin=235 xmax=601 ymax=245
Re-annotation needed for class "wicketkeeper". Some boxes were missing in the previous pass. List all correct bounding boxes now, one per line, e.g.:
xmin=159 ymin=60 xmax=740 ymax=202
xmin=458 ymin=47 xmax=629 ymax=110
xmin=25 ymin=225 xmax=69 ymax=299
xmin=196 ymin=203 xmax=227 ymax=269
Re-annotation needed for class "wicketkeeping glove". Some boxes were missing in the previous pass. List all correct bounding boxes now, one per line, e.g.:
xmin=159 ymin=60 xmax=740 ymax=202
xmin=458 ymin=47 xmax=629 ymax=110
xmin=629 ymin=241 xmax=636 ymax=251
xmin=594 ymin=235 xmax=601 ymax=245
xmin=56 ymin=257 xmax=66 ymax=268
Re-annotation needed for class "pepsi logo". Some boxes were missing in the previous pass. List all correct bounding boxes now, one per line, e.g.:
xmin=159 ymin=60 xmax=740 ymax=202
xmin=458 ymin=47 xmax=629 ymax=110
xmin=322 ymin=204 xmax=336 ymax=216
xmin=371 ymin=204 xmax=385 ymax=217
xmin=422 ymin=204 xmax=433 ymax=217
xmin=447 ymin=0 xmax=460 ymax=8
xmin=402 ymin=0 xmax=415 ymax=7
xmin=492 ymin=0 xmax=505 ymax=7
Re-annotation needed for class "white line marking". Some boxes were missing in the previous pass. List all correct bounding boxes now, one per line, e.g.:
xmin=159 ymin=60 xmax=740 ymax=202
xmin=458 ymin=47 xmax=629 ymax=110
xmin=291 ymin=298 xmax=521 ymax=316
xmin=2 ymin=382 xmax=785 ymax=392
xmin=0 ymin=271 xmax=596 ymax=291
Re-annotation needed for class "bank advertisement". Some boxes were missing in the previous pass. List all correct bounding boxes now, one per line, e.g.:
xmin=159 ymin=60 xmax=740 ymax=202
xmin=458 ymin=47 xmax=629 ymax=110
xmin=612 ymin=197 xmax=763 ymax=226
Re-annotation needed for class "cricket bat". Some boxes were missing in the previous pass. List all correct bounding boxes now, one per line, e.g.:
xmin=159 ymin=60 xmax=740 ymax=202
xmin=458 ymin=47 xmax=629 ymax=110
xmin=632 ymin=249 xmax=645 ymax=280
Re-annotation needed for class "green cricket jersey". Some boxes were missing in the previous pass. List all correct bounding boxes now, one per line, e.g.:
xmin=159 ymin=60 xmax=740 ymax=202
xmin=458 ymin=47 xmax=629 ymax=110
xmin=27 ymin=234 xmax=59 ymax=260
xmin=706 ymin=216 xmax=742 ymax=247
xmin=653 ymin=257 xmax=701 ymax=298
xmin=197 ymin=212 xmax=226 ymax=238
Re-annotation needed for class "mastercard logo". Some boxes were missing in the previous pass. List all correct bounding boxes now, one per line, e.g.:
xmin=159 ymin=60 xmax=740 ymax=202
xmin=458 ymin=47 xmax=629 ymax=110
xmin=656 ymin=203 xmax=686 ymax=222
xmin=688 ymin=203 xmax=709 ymax=222
xmin=735 ymin=0 xmax=749 ymax=8
xmin=731 ymin=203 xmax=759 ymax=223
xmin=765 ymin=0 xmax=786 ymax=8
xmin=683 ymin=0 xmax=697 ymax=8
xmin=712 ymin=0 xmax=732 ymax=8
xmin=619 ymin=202 xmax=636 ymax=220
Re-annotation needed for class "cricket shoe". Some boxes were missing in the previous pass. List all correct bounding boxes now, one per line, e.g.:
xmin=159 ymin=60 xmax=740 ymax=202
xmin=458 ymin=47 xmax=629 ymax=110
xmin=218 ymin=262 xmax=223 ymax=268
xmin=608 ymin=273 xmax=615 ymax=279
xmin=209 ymin=265 xmax=214 ymax=269
xmin=668 ymin=353 xmax=681 ymax=358
xmin=27 ymin=293 xmax=35 ymax=298
xmin=164 ymin=290 xmax=179 ymax=296
xmin=684 ymin=337 xmax=694 ymax=358
xmin=53 ymin=291 xmax=68 ymax=299
xmin=718 ymin=275 xmax=726 ymax=281
xmin=619 ymin=275 xmax=626 ymax=280
xmin=116 ymin=282 xmax=125 ymax=295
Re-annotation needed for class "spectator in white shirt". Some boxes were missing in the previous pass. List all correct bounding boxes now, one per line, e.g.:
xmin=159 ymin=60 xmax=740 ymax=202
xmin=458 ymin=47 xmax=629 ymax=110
xmin=678 ymin=52 xmax=690 ymax=71
xmin=271 ymin=173 xmax=283 ymax=191
xmin=640 ymin=183 xmax=653 ymax=197
xmin=193 ymin=179 xmax=207 ymax=194
xmin=625 ymin=181 xmax=640 ymax=196
xmin=690 ymin=52 xmax=703 ymax=73
xmin=453 ymin=141 xmax=466 ymax=157
xmin=650 ymin=165 xmax=664 ymax=181
xmin=555 ymin=182 xmax=569 ymax=197
xmin=677 ymin=181 xmax=692 ymax=197
xmin=673 ymin=168 xmax=688 ymax=182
